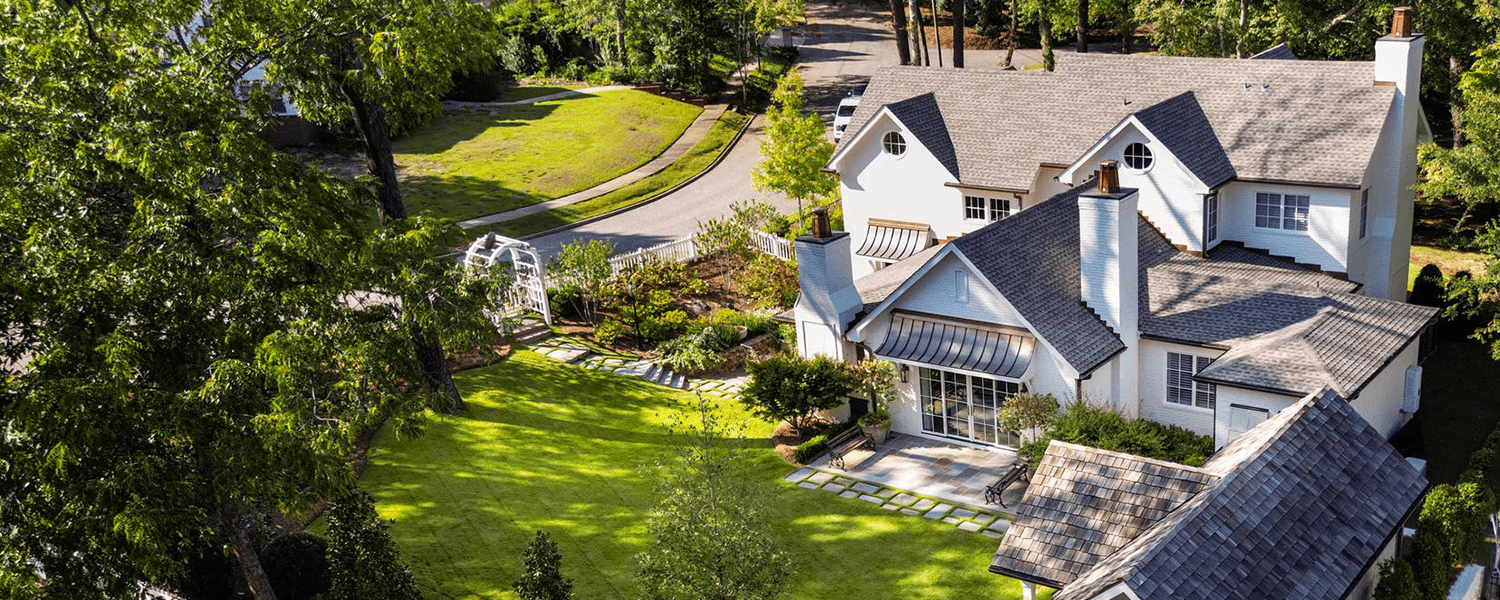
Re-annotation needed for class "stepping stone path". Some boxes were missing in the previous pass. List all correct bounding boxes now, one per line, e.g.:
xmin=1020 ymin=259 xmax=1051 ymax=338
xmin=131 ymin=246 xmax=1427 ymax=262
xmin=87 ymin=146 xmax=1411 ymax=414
xmin=526 ymin=331 xmax=751 ymax=395
xmin=783 ymin=467 xmax=1011 ymax=536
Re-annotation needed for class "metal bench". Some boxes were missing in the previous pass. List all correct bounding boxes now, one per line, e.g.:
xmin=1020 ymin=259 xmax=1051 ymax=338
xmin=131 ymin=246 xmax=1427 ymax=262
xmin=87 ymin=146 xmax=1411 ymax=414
xmin=825 ymin=426 xmax=876 ymax=471
xmin=984 ymin=459 xmax=1032 ymax=507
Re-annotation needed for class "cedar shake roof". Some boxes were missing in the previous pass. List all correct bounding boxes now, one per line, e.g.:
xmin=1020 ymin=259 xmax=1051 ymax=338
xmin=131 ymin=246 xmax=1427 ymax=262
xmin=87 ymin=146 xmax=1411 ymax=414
xmin=1043 ymin=389 xmax=1428 ymax=600
xmin=988 ymin=441 xmax=1216 ymax=586
xmin=834 ymin=55 xmax=1391 ymax=191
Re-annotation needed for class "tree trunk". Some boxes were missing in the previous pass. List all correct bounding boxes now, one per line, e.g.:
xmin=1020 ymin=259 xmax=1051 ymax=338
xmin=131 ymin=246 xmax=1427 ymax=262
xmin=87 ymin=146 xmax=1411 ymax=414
xmin=1040 ymin=7 xmax=1054 ymax=70
xmin=1076 ymin=0 xmax=1088 ymax=53
xmin=340 ymin=78 xmax=465 ymax=414
xmin=1236 ymin=0 xmax=1247 ymax=58
xmin=891 ymin=0 xmax=911 ymax=65
xmin=1452 ymin=54 xmax=1466 ymax=148
xmin=911 ymin=0 xmax=929 ymax=65
xmin=1003 ymin=0 xmax=1017 ymax=66
xmin=616 ymin=1 xmax=629 ymax=68
xmin=931 ymin=0 xmax=943 ymax=66
xmin=223 ymin=507 xmax=279 ymax=600
xmin=1119 ymin=0 xmax=1130 ymax=53
xmin=952 ymin=0 xmax=965 ymax=67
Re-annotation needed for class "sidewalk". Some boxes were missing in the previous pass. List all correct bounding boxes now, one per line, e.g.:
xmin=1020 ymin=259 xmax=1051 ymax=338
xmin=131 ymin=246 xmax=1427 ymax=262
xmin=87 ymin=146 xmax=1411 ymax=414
xmin=457 ymin=103 xmax=730 ymax=229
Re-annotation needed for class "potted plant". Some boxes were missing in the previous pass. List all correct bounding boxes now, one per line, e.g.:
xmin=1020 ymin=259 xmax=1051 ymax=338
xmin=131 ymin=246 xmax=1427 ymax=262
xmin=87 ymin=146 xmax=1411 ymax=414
xmin=849 ymin=360 xmax=897 ymax=445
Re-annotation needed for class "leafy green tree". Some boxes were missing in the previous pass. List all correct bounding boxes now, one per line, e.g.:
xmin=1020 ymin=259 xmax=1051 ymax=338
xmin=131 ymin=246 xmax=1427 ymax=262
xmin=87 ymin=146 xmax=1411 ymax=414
xmin=635 ymin=396 xmax=792 ymax=600
xmin=549 ymin=238 xmax=618 ymax=323
xmin=753 ymin=68 xmax=838 ymax=217
xmin=697 ymin=200 xmax=777 ymax=293
xmin=996 ymin=392 xmax=1061 ymax=443
xmin=741 ymin=354 xmax=850 ymax=434
xmin=325 ymin=491 xmax=423 ymax=600
xmin=0 ymin=3 xmax=494 ymax=598
xmin=1418 ymin=482 xmax=1495 ymax=565
xmin=514 ymin=531 xmax=575 ymax=600
xmin=1420 ymin=44 xmax=1500 ymax=231
xmin=1373 ymin=557 xmax=1422 ymax=600
xmin=1135 ymin=0 xmax=1397 ymax=60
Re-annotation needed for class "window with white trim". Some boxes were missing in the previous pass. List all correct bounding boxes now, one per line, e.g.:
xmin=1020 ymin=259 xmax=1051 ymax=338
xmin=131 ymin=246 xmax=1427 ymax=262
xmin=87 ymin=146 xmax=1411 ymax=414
xmin=882 ymin=131 xmax=907 ymax=156
xmin=1359 ymin=189 xmax=1369 ymax=239
xmin=1123 ymin=142 xmax=1154 ymax=170
xmin=989 ymin=197 xmax=1012 ymax=221
xmin=955 ymin=270 xmax=969 ymax=302
xmin=919 ymin=367 xmax=1025 ymax=446
xmin=964 ymin=196 xmax=987 ymax=220
xmin=1254 ymin=192 xmax=1310 ymax=231
xmin=1205 ymin=193 xmax=1219 ymax=243
xmin=1166 ymin=352 xmax=1216 ymax=409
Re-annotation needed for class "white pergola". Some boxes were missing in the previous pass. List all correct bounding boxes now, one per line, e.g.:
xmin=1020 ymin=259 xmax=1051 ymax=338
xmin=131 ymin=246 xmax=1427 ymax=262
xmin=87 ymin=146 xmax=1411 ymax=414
xmin=464 ymin=232 xmax=551 ymax=326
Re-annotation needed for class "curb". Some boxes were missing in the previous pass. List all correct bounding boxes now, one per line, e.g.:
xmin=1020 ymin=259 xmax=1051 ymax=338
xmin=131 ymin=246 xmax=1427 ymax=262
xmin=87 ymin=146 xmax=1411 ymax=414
xmin=518 ymin=110 xmax=758 ymax=241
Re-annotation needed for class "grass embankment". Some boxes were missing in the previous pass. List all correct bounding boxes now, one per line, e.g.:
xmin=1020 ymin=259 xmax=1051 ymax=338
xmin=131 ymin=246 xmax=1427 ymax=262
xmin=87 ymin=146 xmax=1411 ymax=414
xmin=395 ymin=90 xmax=701 ymax=221
xmin=357 ymin=351 xmax=1038 ymax=600
xmin=473 ymin=110 xmax=751 ymax=240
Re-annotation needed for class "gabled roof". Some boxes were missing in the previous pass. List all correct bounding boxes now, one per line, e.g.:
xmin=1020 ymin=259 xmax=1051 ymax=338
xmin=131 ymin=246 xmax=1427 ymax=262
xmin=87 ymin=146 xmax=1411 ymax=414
xmin=1049 ymin=389 xmax=1427 ymax=600
xmin=989 ymin=441 xmax=1216 ymax=586
xmin=1250 ymin=42 xmax=1299 ymax=60
xmin=950 ymin=184 xmax=1126 ymax=374
xmin=885 ymin=93 xmax=959 ymax=179
xmin=1131 ymin=92 xmax=1236 ymax=189
xmin=835 ymin=56 xmax=1392 ymax=191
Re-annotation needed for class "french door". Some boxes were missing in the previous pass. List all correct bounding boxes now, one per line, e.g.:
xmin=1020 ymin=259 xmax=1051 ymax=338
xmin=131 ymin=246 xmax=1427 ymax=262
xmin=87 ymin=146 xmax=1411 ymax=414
xmin=918 ymin=367 xmax=1023 ymax=447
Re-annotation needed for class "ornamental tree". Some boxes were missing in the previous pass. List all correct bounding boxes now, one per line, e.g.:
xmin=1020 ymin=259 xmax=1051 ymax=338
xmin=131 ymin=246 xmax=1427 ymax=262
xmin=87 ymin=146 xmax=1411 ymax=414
xmin=740 ymin=354 xmax=850 ymax=434
xmin=325 ymin=491 xmax=423 ymax=600
xmin=753 ymin=68 xmax=838 ymax=218
xmin=514 ymin=531 xmax=575 ymax=600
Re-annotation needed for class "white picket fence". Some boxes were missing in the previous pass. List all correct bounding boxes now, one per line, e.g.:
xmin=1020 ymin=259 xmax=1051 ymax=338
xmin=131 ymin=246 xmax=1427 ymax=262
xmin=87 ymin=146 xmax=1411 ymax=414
xmin=606 ymin=230 xmax=793 ymax=276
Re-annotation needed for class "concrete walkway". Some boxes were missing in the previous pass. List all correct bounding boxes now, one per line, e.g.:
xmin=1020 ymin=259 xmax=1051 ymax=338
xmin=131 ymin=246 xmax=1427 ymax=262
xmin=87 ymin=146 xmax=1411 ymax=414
xmin=457 ymin=103 xmax=730 ymax=229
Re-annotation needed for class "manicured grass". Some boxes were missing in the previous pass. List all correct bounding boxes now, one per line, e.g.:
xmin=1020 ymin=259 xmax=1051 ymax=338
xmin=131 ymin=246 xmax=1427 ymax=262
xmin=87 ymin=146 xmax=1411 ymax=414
xmin=396 ymin=90 xmax=702 ymax=221
xmin=479 ymin=111 xmax=751 ymax=240
xmin=1409 ymin=244 xmax=1488 ymax=290
xmin=495 ymin=84 xmax=584 ymax=103
xmin=358 ymin=351 xmax=1036 ymax=600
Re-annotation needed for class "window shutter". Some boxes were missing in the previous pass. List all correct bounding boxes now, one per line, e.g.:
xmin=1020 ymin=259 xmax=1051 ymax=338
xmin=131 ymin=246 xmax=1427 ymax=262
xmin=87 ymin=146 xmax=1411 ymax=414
xmin=1402 ymin=365 xmax=1422 ymax=414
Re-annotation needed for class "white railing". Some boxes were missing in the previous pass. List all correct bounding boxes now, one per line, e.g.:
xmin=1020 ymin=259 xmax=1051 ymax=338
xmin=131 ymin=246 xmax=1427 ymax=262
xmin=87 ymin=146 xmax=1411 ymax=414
xmin=749 ymin=229 xmax=795 ymax=261
xmin=605 ymin=230 xmax=793 ymax=276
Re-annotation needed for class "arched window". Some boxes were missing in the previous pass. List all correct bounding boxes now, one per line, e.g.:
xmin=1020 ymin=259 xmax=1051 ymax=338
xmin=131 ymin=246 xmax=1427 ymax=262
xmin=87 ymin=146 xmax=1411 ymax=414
xmin=1123 ymin=142 xmax=1153 ymax=170
xmin=882 ymin=131 xmax=907 ymax=156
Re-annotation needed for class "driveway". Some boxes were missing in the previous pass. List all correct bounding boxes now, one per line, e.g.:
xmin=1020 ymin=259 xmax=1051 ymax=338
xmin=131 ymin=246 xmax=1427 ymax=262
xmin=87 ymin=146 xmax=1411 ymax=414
xmin=528 ymin=1 xmax=898 ymax=258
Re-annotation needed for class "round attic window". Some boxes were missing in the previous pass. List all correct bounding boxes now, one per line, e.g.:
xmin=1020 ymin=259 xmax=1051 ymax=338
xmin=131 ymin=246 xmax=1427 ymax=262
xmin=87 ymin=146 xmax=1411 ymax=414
xmin=882 ymin=131 xmax=907 ymax=156
xmin=1123 ymin=142 xmax=1153 ymax=170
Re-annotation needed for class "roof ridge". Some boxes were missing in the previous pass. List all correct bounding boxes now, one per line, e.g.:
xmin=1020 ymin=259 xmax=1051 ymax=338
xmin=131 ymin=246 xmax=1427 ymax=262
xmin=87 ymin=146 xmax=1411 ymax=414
xmin=1048 ymin=439 xmax=1217 ymax=478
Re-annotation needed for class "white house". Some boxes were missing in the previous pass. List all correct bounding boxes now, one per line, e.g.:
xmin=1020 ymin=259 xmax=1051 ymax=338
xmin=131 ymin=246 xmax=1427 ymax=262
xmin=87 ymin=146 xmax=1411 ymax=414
xmin=793 ymin=9 xmax=1438 ymax=450
xmin=826 ymin=13 xmax=1433 ymax=303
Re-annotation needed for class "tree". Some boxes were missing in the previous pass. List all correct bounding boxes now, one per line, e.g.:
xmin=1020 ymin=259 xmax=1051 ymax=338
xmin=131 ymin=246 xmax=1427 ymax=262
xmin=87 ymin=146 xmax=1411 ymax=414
xmin=847 ymin=360 xmax=897 ymax=411
xmin=753 ymin=68 xmax=838 ymax=219
xmin=325 ymin=491 xmax=423 ymax=600
xmin=514 ymin=531 xmax=575 ymax=600
xmin=0 ymin=4 xmax=494 ymax=598
xmin=208 ymin=0 xmax=497 ymax=412
xmin=697 ymin=200 xmax=777 ymax=294
xmin=1076 ymin=0 xmax=1090 ymax=52
xmin=1418 ymin=482 xmax=1495 ymax=565
xmin=891 ymin=0 xmax=913 ymax=64
xmin=953 ymin=0 xmax=967 ymax=67
xmin=996 ymin=392 xmax=1061 ymax=443
xmin=635 ymin=396 xmax=792 ymax=600
xmin=740 ymin=354 xmax=850 ymax=434
xmin=1420 ymin=43 xmax=1500 ymax=232
xmin=550 ymin=238 xmax=618 ymax=323
xmin=1373 ymin=557 xmax=1421 ymax=600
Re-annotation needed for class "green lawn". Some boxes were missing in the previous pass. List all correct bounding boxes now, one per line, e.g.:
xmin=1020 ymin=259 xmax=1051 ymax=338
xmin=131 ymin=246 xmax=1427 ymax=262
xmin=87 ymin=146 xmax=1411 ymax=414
xmin=480 ymin=111 xmax=750 ymax=239
xmin=395 ymin=90 xmax=702 ymax=221
xmin=358 ymin=351 xmax=1034 ymax=600
xmin=495 ymin=84 xmax=584 ymax=103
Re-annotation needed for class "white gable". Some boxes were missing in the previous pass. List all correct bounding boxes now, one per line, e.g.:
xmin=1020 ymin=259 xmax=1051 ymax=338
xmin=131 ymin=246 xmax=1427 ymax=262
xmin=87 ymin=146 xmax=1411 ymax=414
xmin=1061 ymin=118 xmax=1212 ymax=252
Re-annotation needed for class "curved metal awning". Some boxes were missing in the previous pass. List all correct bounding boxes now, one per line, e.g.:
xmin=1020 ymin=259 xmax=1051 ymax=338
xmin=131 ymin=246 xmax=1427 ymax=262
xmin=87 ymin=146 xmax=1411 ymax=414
xmin=856 ymin=219 xmax=932 ymax=262
xmin=875 ymin=313 xmax=1035 ymax=380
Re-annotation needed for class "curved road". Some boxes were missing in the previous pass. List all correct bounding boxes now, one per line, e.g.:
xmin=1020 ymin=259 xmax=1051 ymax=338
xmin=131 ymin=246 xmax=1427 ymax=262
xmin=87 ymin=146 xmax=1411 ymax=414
xmin=528 ymin=2 xmax=898 ymax=257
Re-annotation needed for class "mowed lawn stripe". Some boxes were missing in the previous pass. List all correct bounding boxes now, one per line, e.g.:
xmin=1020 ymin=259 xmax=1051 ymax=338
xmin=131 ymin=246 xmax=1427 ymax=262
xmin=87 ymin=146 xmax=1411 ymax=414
xmin=394 ymin=90 xmax=702 ymax=221
xmin=358 ymin=351 xmax=1042 ymax=600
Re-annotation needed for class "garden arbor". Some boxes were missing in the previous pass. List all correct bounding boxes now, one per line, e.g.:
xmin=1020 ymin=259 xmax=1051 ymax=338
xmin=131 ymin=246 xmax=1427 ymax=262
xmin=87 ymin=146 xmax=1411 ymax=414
xmin=465 ymin=233 xmax=551 ymax=325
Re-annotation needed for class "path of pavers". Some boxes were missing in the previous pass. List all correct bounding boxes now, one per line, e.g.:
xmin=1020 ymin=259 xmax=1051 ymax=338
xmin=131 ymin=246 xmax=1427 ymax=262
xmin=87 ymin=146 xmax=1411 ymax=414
xmin=783 ymin=467 xmax=1013 ymax=538
xmin=529 ymin=334 xmax=749 ymax=397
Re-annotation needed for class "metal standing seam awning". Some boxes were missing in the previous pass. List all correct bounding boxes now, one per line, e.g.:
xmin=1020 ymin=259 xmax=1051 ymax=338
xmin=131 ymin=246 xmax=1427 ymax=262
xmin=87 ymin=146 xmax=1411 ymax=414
xmin=856 ymin=218 xmax=933 ymax=262
xmin=874 ymin=313 xmax=1036 ymax=380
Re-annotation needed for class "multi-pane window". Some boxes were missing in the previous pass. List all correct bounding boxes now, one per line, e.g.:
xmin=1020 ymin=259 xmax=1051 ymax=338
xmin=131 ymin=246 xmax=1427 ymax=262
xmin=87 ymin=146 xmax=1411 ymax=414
xmin=1123 ymin=142 xmax=1154 ymax=170
xmin=964 ymin=196 xmax=987 ymax=220
xmin=1254 ymin=192 xmax=1310 ymax=231
xmin=882 ymin=131 xmax=907 ymax=156
xmin=963 ymin=196 xmax=1012 ymax=222
xmin=1205 ymin=194 xmax=1219 ymax=243
xmin=919 ymin=367 xmax=1024 ymax=446
xmin=1359 ymin=189 xmax=1369 ymax=239
xmin=1166 ymin=352 xmax=1216 ymax=409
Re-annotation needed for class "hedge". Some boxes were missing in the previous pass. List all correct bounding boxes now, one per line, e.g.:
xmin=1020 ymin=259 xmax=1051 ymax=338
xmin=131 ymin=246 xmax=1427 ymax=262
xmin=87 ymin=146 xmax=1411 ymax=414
xmin=793 ymin=420 xmax=858 ymax=464
xmin=1019 ymin=401 xmax=1213 ymax=468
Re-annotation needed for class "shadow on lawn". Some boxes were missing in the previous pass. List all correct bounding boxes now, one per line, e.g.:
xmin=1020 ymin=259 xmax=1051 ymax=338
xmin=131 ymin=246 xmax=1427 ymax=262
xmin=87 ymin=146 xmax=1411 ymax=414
xmin=402 ymin=173 xmax=545 ymax=223
xmin=395 ymin=101 xmax=563 ymax=155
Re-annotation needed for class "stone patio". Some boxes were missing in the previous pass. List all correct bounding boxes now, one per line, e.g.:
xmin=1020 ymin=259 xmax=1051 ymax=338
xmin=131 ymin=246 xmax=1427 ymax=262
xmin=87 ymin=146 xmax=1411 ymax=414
xmin=807 ymin=432 xmax=1029 ymax=511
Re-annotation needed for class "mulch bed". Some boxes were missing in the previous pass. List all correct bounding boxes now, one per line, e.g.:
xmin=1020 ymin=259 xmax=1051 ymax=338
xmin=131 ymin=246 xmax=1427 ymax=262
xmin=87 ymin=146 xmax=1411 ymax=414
xmin=772 ymin=419 xmax=835 ymax=463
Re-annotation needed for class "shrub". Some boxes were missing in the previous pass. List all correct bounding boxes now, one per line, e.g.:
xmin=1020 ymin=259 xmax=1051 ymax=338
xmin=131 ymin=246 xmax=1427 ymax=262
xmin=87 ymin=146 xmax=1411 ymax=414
xmin=1410 ymin=525 xmax=1452 ymax=600
xmin=547 ymin=285 xmax=584 ymax=321
xmin=792 ymin=420 xmax=857 ymax=463
xmin=1019 ymin=401 xmax=1213 ymax=467
xmin=595 ymin=318 xmax=630 ymax=345
xmin=1410 ymin=264 xmax=1446 ymax=308
xmin=741 ymin=354 xmax=850 ymax=434
xmin=549 ymin=238 xmax=615 ymax=323
xmin=1419 ymin=482 xmax=1494 ymax=565
xmin=1373 ymin=557 xmax=1421 ymax=600
xmin=325 ymin=490 xmax=421 ymax=600
xmin=658 ymin=327 xmax=728 ymax=375
xmin=261 ymin=531 xmax=331 ymax=600
xmin=514 ymin=530 xmax=574 ymax=600
xmin=691 ymin=308 xmax=778 ymax=339
xmin=741 ymin=254 xmax=799 ymax=309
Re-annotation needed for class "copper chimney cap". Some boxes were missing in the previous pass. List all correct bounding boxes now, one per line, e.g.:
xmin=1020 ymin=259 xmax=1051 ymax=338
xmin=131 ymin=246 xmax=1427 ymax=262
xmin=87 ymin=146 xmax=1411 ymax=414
xmin=1098 ymin=160 xmax=1120 ymax=194
xmin=810 ymin=207 xmax=832 ymax=238
xmin=1392 ymin=6 xmax=1414 ymax=38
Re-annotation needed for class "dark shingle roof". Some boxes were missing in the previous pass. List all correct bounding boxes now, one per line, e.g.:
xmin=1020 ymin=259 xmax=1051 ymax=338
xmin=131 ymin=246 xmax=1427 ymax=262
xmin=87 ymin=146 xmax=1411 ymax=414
xmin=951 ymin=184 xmax=1127 ymax=374
xmin=1051 ymin=389 xmax=1428 ymax=600
xmin=1131 ymin=92 xmax=1236 ymax=189
xmin=885 ymin=93 xmax=959 ymax=179
xmin=989 ymin=441 xmax=1215 ymax=586
xmin=835 ymin=56 xmax=1391 ymax=190
xmin=1251 ymin=42 xmax=1299 ymax=60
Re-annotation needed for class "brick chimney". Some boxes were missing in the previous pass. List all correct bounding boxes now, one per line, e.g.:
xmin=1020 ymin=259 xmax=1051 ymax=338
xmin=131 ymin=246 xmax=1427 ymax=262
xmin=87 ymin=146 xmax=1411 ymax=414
xmin=793 ymin=208 xmax=862 ymax=360
xmin=1078 ymin=163 xmax=1140 ymax=412
xmin=1369 ymin=6 xmax=1424 ymax=300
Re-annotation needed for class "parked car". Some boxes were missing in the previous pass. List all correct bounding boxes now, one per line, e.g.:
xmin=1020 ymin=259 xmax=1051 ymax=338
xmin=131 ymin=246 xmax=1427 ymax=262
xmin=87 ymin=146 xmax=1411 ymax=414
xmin=848 ymin=82 xmax=869 ymax=98
xmin=832 ymin=97 xmax=859 ymax=141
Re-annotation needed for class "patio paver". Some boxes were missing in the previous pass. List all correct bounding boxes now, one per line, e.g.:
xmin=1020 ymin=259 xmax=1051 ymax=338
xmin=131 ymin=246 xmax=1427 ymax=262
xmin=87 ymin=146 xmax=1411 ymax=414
xmin=807 ymin=432 xmax=1027 ymax=512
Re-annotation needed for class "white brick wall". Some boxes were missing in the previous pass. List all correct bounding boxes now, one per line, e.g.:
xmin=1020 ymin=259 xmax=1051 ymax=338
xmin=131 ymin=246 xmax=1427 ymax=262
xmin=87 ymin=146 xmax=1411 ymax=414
xmin=1137 ymin=339 xmax=1222 ymax=436
xmin=1350 ymin=340 xmax=1421 ymax=439
xmin=892 ymin=254 xmax=1028 ymax=327
xmin=1217 ymin=180 xmax=1354 ymax=273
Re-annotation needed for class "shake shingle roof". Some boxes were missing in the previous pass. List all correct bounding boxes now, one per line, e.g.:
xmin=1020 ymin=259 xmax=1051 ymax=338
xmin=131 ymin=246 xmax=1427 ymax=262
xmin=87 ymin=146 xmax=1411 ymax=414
xmin=834 ymin=56 xmax=1391 ymax=190
xmin=1043 ymin=389 xmax=1428 ymax=600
